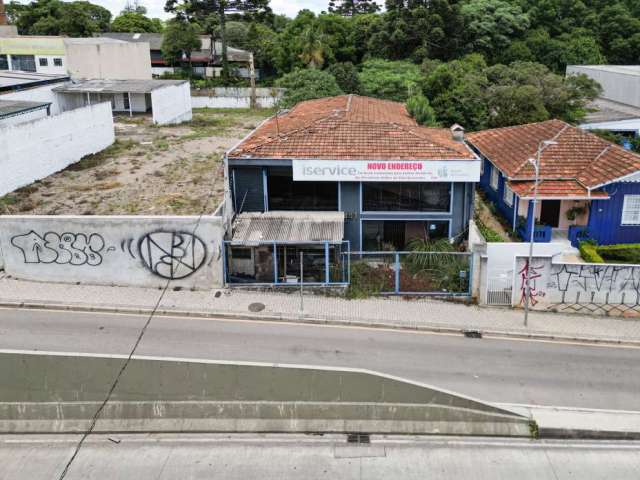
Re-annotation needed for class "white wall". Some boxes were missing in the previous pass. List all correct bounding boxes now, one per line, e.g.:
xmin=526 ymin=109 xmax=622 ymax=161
xmin=0 ymin=215 xmax=224 ymax=289
xmin=0 ymin=83 xmax=65 ymax=115
xmin=191 ymin=87 xmax=284 ymax=109
xmin=0 ymin=108 xmax=48 ymax=127
xmin=481 ymin=242 xmax=569 ymax=304
xmin=64 ymin=41 xmax=152 ymax=80
xmin=512 ymin=255 xmax=640 ymax=316
xmin=567 ymin=66 xmax=640 ymax=109
xmin=0 ymin=102 xmax=114 ymax=196
xmin=151 ymin=82 xmax=192 ymax=125
xmin=34 ymin=55 xmax=66 ymax=75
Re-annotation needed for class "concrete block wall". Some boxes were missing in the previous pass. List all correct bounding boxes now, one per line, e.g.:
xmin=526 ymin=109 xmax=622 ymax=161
xmin=512 ymin=255 xmax=640 ymax=314
xmin=0 ymin=215 xmax=225 ymax=289
xmin=0 ymin=102 xmax=114 ymax=196
xmin=191 ymin=87 xmax=284 ymax=109
xmin=151 ymin=82 xmax=192 ymax=125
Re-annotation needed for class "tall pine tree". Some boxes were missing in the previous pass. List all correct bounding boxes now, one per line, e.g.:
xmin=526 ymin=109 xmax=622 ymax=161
xmin=165 ymin=0 xmax=271 ymax=79
xmin=328 ymin=0 xmax=380 ymax=16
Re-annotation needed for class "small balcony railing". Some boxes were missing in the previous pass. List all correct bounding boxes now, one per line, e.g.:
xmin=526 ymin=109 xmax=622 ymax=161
xmin=517 ymin=223 xmax=552 ymax=243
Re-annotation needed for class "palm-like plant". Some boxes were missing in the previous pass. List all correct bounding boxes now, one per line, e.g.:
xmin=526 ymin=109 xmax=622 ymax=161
xmin=299 ymin=26 xmax=328 ymax=69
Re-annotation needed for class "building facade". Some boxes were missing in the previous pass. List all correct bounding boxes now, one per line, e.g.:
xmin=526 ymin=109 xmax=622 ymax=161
xmin=224 ymin=95 xmax=480 ymax=284
xmin=469 ymin=119 xmax=640 ymax=246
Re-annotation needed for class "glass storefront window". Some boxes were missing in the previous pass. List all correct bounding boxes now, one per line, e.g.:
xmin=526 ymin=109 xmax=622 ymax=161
xmin=362 ymin=182 xmax=451 ymax=212
xmin=362 ymin=220 xmax=449 ymax=251
xmin=267 ymin=167 xmax=338 ymax=211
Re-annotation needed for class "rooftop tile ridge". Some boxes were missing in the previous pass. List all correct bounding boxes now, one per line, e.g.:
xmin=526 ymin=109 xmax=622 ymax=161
xmin=392 ymin=122 xmax=471 ymax=158
xmin=511 ymin=123 xmax=570 ymax=177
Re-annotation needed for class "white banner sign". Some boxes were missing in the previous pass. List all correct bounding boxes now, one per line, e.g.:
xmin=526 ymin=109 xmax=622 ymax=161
xmin=292 ymin=160 xmax=481 ymax=182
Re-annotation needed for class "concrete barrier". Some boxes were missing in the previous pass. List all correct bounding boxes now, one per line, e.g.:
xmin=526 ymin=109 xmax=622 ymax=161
xmin=191 ymin=87 xmax=284 ymax=109
xmin=0 ymin=215 xmax=224 ymax=289
xmin=0 ymin=352 xmax=531 ymax=436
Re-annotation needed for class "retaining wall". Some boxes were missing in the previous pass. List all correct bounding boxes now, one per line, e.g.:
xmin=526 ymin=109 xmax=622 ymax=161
xmin=512 ymin=255 xmax=640 ymax=316
xmin=0 ymin=352 xmax=531 ymax=435
xmin=191 ymin=87 xmax=284 ymax=109
xmin=0 ymin=215 xmax=224 ymax=289
xmin=0 ymin=102 xmax=114 ymax=196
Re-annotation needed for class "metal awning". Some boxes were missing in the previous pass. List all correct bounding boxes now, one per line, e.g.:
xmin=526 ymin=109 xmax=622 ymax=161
xmin=231 ymin=211 xmax=344 ymax=245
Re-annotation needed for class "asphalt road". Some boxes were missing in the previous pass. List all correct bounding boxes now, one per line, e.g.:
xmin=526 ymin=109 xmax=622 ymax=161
xmin=0 ymin=307 xmax=638 ymax=410
xmin=2 ymin=434 xmax=640 ymax=480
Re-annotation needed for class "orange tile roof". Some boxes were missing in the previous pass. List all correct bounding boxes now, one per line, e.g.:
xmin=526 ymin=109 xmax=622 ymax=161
xmin=509 ymin=180 xmax=609 ymax=199
xmin=467 ymin=120 xmax=640 ymax=193
xmin=228 ymin=95 xmax=477 ymax=161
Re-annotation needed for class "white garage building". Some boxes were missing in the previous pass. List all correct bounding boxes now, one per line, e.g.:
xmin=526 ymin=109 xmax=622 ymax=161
xmin=52 ymin=78 xmax=192 ymax=125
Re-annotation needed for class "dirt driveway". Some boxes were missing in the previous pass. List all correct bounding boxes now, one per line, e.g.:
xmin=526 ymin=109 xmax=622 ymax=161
xmin=0 ymin=108 xmax=272 ymax=215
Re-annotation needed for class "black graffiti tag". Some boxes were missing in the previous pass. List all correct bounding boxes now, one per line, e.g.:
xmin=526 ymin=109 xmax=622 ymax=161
xmin=138 ymin=231 xmax=207 ymax=280
xmin=11 ymin=231 xmax=105 ymax=266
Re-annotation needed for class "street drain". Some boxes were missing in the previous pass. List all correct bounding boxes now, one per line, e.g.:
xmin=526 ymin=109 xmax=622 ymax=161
xmin=248 ymin=302 xmax=265 ymax=313
xmin=463 ymin=330 xmax=483 ymax=339
xmin=347 ymin=433 xmax=371 ymax=444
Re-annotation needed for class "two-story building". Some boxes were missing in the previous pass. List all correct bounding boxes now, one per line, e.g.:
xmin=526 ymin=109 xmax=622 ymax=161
xmin=223 ymin=95 xmax=480 ymax=284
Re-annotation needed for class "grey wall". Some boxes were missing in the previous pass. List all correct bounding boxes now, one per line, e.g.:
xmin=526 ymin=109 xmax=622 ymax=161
xmin=0 ymin=352 xmax=530 ymax=436
xmin=0 ymin=215 xmax=224 ymax=289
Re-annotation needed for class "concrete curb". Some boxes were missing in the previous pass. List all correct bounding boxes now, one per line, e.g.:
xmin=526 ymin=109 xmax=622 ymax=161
xmin=2 ymin=300 xmax=639 ymax=348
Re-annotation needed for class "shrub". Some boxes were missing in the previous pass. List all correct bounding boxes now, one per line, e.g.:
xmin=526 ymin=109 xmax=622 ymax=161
xmin=327 ymin=62 xmax=361 ymax=94
xmin=406 ymin=93 xmax=438 ymax=126
xmin=474 ymin=217 xmax=504 ymax=242
xmin=579 ymin=242 xmax=604 ymax=263
xmin=596 ymin=244 xmax=640 ymax=264
xmin=276 ymin=68 xmax=344 ymax=108
xmin=358 ymin=59 xmax=422 ymax=102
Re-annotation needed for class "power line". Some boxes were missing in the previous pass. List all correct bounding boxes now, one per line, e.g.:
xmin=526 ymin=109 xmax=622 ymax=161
xmin=57 ymin=166 xmax=221 ymax=480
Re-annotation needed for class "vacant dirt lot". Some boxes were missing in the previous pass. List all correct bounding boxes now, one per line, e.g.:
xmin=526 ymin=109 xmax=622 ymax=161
xmin=0 ymin=108 xmax=272 ymax=215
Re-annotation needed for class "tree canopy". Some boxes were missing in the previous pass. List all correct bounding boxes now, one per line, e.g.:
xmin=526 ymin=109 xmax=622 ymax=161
xmin=7 ymin=0 xmax=111 ymax=36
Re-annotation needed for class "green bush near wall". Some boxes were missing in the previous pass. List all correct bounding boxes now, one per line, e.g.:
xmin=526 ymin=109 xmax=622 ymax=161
xmin=596 ymin=244 xmax=640 ymax=264
xmin=579 ymin=242 xmax=604 ymax=263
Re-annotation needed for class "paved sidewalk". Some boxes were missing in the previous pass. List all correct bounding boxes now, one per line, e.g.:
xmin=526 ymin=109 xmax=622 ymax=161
xmin=1 ymin=275 xmax=640 ymax=344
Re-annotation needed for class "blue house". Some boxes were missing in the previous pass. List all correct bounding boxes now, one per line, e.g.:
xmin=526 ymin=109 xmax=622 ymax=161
xmin=467 ymin=119 xmax=640 ymax=246
xmin=223 ymin=95 xmax=481 ymax=284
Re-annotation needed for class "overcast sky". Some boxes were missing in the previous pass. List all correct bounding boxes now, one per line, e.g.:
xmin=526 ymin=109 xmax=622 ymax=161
xmin=70 ymin=0 xmax=328 ymax=19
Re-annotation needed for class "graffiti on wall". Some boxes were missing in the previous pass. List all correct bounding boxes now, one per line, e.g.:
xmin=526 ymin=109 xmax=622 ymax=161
xmin=516 ymin=257 xmax=640 ymax=315
xmin=10 ymin=229 xmax=208 ymax=280
xmin=517 ymin=259 xmax=545 ymax=306
xmin=11 ymin=231 xmax=108 ymax=266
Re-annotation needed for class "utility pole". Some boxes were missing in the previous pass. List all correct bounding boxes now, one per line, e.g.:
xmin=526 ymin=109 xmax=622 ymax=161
xmin=523 ymin=139 xmax=558 ymax=327
xmin=249 ymin=52 xmax=257 ymax=110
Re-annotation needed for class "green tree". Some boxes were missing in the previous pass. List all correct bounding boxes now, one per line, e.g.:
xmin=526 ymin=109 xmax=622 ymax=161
xmin=161 ymin=18 xmax=202 ymax=67
xmin=7 ymin=0 xmax=111 ymax=36
xmin=276 ymin=68 xmax=344 ymax=108
xmin=298 ymin=25 xmax=329 ymax=68
xmin=165 ymin=0 xmax=271 ymax=80
xmin=358 ymin=59 xmax=421 ymax=102
xmin=406 ymin=93 xmax=438 ymax=126
xmin=328 ymin=0 xmax=380 ymax=16
xmin=328 ymin=61 xmax=361 ymax=93
xmin=461 ymin=0 xmax=529 ymax=61
xmin=111 ymin=12 xmax=163 ymax=32
xmin=246 ymin=22 xmax=279 ymax=77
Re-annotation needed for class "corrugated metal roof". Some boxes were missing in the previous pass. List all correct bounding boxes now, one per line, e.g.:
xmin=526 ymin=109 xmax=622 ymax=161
xmin=232 ymin=211 xmax=344 ymax=244
xmin=0 ymin=99 xmax=49 ymax=119
xmin=0 ymin=71 xmax=68 ymax=91
xmin=52 ymin=78 xmax=187 ymax=94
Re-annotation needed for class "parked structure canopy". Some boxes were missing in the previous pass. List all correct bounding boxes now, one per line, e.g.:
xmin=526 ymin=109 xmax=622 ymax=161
xmin=52 ymin=78 xmax=187 ymax=94
xmin=231 ymin=212 xmax=345 ymax=244
xmin=0 ymin=99 xmax=50 ymax=120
